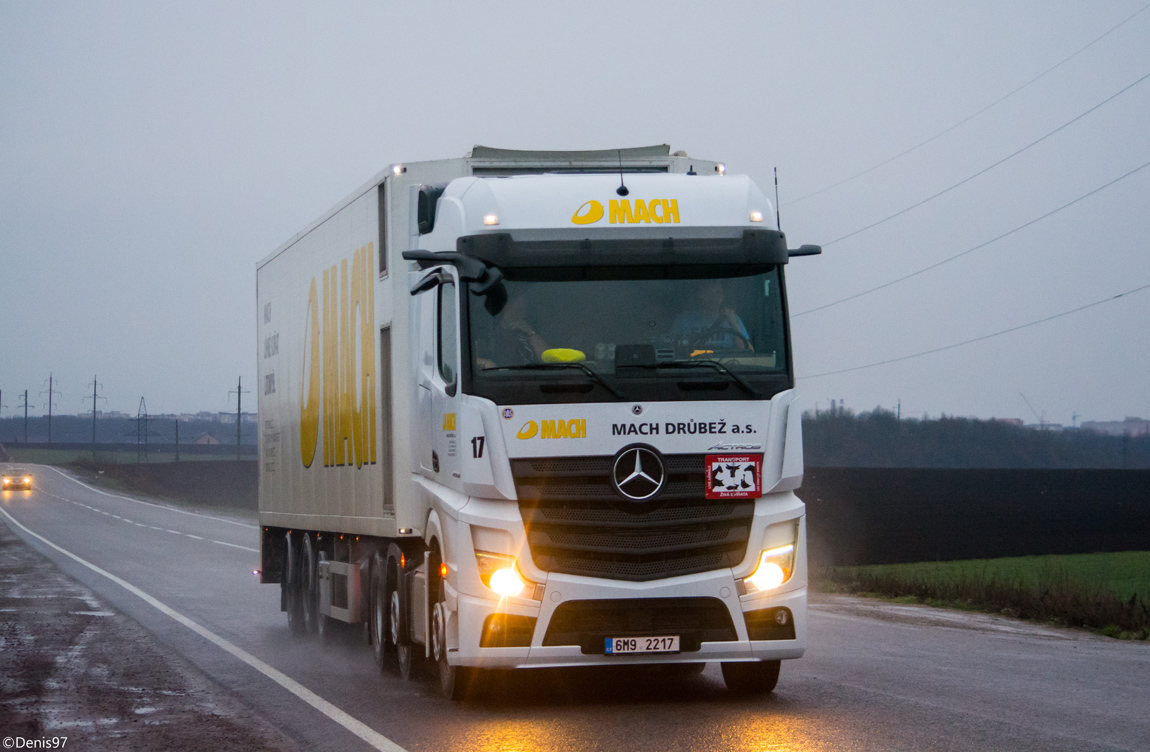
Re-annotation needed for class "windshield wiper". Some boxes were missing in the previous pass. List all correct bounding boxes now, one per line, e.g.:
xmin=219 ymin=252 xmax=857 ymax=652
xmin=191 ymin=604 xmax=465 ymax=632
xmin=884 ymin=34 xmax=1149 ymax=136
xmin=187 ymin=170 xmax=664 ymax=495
xmin=625 ymin=360 xmax=759 ymax=397
xmin=480 ymin=363 xmax=627 ymax=400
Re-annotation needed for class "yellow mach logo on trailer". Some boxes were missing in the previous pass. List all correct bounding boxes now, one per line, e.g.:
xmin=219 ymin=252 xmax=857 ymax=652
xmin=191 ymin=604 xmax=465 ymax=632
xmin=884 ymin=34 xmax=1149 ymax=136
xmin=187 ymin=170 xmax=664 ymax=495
xmin=299 ymin=243 xmax=377 ymax=469
xmin=571 ymin=199 xmax=680 ymax=225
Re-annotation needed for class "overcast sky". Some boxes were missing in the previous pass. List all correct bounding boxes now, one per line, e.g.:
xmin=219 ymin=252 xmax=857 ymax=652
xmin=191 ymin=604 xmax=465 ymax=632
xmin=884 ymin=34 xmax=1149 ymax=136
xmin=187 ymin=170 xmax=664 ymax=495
xmin=2 ymin=1 xmax=1148 ymax=425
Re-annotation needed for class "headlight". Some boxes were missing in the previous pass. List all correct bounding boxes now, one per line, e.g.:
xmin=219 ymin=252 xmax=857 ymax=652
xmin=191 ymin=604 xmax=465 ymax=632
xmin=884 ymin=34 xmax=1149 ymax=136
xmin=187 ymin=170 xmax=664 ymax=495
xmin=474 ymin=551 xmax=529 ymax=598
xmin=24 ymin=477 xmax=31 ymax=484
xmin=2 ymin=478 xmax=9 ymax=485
xmin=742 ymin=544 xmax=796 ymax=594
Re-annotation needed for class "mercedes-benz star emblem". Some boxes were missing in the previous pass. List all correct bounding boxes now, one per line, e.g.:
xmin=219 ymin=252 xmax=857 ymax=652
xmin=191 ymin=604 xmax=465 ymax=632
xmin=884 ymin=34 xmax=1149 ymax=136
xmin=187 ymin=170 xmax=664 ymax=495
xmin=612 ymin=446 xmax=666 ymax=501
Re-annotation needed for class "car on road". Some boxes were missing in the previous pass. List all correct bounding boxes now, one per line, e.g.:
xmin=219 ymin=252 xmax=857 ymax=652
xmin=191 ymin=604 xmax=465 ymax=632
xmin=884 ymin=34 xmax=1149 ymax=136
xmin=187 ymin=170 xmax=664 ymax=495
xmin=2 ymin=468 xmax=33 ymax=490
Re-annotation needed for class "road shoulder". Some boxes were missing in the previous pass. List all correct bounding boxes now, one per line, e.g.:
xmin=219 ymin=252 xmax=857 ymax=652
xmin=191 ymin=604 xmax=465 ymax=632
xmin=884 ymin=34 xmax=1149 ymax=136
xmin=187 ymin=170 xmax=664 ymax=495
xmin=0 ymin=519 xmax=298 ymax=751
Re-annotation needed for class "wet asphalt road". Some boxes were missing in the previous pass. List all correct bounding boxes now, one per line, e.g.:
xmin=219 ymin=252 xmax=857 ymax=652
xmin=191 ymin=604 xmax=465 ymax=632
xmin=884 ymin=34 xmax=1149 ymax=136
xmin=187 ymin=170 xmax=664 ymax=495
xmin=2 ymin=463 xmax=1148 ymax=752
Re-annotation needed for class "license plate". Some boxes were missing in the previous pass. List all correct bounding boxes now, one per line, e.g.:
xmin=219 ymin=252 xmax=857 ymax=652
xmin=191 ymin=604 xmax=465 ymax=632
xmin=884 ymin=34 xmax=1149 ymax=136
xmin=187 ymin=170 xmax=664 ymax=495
xmin=605 ymin=635 xmax=680 ymax=654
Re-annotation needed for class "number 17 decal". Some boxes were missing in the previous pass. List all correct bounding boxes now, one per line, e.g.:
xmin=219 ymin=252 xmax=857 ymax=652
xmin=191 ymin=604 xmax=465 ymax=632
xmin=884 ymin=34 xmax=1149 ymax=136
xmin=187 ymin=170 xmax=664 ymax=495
xmin=470 ymin=436 xmax=485 ymax=458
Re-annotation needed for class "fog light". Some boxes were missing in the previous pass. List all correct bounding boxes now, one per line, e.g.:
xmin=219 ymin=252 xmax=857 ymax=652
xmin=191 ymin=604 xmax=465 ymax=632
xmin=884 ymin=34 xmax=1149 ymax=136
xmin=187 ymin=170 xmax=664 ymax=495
xmin=743 ymin=544 xmax=795 ymax=594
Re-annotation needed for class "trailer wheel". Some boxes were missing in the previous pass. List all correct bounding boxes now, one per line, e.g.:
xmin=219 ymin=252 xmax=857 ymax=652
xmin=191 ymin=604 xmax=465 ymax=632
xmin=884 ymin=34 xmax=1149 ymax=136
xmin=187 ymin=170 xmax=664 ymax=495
xmin=370 ymin=553 xmax=388 ymax=671
xmin=431 ymin=547 xmax=477 ymax=700
xmin=721 ymin=660 xmax=781 ymax=695
xmin=301 ymin=534 xmax=319 ymax=635
xmin=283 ymin=532 xmax=305 ymax=636
xmin=389 ymin=562 xmax=416 ymax=680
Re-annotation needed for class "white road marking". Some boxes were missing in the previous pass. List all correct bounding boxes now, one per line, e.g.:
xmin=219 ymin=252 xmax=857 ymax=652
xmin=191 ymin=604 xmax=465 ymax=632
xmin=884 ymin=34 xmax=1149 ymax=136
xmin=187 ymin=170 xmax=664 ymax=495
xmin=212 ymin=539 xmax=259 ymax=553
xmin=0 ymin=505 xmax=407 ymax=752
xmin=40 ymin=482 xmax=258 ymax=552
xmin=42 ymin=465 xmax=257 ymax=529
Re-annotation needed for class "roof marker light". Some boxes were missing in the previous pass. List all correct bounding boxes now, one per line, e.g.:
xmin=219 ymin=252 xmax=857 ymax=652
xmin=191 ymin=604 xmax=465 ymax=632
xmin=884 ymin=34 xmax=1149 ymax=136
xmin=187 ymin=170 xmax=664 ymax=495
xmin=391 ymin=164 xmax=406 ymax=175
xmin=749 ymin=211 xmax=764 ymax=223
xmin=483 ymin=214 xmax=500 ymax=226
xmin=716 ymin=163 xmax=726 ymax=175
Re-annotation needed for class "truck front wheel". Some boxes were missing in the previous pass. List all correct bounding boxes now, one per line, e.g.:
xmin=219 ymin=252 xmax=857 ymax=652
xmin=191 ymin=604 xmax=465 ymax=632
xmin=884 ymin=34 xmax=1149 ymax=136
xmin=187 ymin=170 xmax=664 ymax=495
xmin=721 ymin=660 xmax=781 ymax=695
xmin=432 ymin=554 xmax=477 ymax=700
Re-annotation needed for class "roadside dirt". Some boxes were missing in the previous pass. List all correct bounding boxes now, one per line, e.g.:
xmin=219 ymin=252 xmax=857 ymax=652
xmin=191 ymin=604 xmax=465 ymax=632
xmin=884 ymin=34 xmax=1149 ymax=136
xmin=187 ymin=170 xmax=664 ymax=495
xmin=809 ymin=592 xmax=1115 ymax=641
xmin=0 ymin=523 xmax=301 ymax=751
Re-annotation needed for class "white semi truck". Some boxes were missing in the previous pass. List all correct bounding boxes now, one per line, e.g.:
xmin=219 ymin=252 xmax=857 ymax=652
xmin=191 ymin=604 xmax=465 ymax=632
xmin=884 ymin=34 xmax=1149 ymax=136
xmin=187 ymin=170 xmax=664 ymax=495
xmin=256 ymin=145 xmax=820 ymax=699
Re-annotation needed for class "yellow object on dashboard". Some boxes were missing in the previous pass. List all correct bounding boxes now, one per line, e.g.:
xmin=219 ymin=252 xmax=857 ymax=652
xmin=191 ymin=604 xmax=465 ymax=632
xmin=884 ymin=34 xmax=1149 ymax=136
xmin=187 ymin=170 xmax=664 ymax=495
xmin=542 ymin=348 xmax=586 ymax=363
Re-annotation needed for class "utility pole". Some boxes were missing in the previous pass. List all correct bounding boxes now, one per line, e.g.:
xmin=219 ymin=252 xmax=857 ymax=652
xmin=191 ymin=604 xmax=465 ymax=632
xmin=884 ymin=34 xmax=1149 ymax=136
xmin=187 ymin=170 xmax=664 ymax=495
xmin=126 ymin=398 xmax=160 ymax=463
xmin=897 ymin=398 xmax=901 ymax=420
xmin=18 ymin=390 xmax=31 ymax=443
xmin=41 ymin=373 xmax=61 ymax=444
xmin=229 ymin=376 xmax=249 ymax=461
xmin=174 ymin=419 xmax=180 ymax=462
xmin=87 ymin=376 xmax=105 ymax=462
xmin=1020 ymin=393 xmax=1045 ymax=429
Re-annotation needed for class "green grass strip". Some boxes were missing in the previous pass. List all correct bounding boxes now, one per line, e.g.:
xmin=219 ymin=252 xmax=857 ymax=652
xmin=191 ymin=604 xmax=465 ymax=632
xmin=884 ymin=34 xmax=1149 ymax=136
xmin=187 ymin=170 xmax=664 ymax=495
xmin=823 ymin=551 xmax=1150 ymax=640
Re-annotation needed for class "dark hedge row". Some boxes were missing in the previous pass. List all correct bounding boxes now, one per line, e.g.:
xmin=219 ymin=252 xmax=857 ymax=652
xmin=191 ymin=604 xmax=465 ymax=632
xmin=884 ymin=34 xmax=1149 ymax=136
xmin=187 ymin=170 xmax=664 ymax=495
xmin=803 ymin=408 xmax=1150 ymax=468
xmin=798 ymin=467 xmax=1150 ymax=566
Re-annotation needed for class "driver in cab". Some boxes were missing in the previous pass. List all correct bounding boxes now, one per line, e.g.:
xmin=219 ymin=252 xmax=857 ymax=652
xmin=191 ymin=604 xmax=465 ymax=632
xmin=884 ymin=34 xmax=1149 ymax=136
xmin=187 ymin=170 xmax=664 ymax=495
xmin=671 ymin=279 xmax=753 ymax=352
xmin=475 ymin=292 xmax=549 ymax=369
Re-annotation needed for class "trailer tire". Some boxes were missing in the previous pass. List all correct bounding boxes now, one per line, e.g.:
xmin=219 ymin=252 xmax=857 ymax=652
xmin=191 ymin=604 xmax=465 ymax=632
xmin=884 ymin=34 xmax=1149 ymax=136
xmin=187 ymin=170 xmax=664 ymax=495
xmin=721 ymin=660 xmax=780 ymax=695
xmin=283 ymin=533 xmax=305 ymax=636
xmin=370 ymin=553 xmax=389 ymax=671
xmin=389 ymin=562 xmax=416 ymax=680
xmin=301 ymin=534 xmax=319 ymax=635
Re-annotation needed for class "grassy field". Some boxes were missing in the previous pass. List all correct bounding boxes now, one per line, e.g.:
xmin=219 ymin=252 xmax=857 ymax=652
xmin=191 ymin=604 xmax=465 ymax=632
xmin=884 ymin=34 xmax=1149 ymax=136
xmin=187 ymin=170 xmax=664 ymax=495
xmin=824 ymin=551 xmax=1150 ymax=639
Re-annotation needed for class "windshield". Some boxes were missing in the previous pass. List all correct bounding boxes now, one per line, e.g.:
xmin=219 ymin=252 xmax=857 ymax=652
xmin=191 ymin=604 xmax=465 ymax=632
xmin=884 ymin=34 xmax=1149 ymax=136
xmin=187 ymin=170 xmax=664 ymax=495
xmin=465 ymin=265 xmax=791 ymax=404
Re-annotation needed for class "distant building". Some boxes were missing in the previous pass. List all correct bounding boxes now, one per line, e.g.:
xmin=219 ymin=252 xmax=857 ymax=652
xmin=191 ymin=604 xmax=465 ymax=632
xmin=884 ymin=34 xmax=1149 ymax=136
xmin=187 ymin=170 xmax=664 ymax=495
xmin=193 ymin=432 xmax=221 ymax=445
xmin=1081 ymin=417 xmax=1150 ymax=437
xmin=992 ymin=418 xmax=1025 ymax=427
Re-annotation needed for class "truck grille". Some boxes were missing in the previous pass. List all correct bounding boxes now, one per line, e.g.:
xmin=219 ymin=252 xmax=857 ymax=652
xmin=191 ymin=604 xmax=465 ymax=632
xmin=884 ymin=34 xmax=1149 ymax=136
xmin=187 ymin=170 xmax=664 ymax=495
xmin=512 ymin=456 xmax=754 ymax=582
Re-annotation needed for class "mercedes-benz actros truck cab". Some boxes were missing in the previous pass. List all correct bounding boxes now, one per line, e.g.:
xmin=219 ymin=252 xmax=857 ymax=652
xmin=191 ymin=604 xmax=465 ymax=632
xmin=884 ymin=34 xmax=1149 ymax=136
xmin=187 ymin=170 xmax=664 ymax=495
xmin=256 ymin=145 xmax=820 ymax=699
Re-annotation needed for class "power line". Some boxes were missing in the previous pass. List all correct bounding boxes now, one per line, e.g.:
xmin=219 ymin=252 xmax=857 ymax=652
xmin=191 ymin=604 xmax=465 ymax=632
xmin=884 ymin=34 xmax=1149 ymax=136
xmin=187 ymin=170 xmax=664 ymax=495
xmin=784 ymin=3 xmax=1150 ymax=207
xmin=821 ymin=69 xmax=1150 ymax=248
xmin=794 ymin=158 xmax=1150 ymax=317
xmin=797 ymin=282 xmax=1150 ymax=380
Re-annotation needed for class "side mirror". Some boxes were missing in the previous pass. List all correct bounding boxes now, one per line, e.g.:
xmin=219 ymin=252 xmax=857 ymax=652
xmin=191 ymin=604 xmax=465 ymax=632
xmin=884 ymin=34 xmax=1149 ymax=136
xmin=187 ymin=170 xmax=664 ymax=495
xmin=409 ymin=271 xmax=443 ymax=296
xmin=788 ymin=244 xmax=822 ymax=258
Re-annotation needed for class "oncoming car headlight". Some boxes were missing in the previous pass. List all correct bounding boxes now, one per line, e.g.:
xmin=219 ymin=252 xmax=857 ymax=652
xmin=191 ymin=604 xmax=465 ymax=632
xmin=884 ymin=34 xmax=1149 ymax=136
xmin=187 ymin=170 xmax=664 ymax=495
xmin=742 ymin=544 xmax=796 ymax=594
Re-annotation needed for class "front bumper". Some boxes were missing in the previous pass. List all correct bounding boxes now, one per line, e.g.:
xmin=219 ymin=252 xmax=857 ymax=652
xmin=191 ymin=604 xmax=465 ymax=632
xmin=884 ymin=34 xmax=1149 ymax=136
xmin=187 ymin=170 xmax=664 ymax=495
xmin=450 ymin=569 xmax=806 ymax=669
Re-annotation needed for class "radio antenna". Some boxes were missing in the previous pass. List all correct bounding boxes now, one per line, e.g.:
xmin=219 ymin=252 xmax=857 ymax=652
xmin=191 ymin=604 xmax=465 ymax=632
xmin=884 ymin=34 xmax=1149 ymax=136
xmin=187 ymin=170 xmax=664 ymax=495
xmin=774 ymin=167 xmax=782 ymax=230
xmin=616 ymin=150 xmax=629 ymax=196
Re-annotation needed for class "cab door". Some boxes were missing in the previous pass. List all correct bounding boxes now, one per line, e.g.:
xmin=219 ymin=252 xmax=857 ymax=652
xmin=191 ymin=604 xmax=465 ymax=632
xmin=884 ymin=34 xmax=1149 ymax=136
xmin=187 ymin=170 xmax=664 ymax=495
xmin=430 ymin=275 xmax=463 ymax=486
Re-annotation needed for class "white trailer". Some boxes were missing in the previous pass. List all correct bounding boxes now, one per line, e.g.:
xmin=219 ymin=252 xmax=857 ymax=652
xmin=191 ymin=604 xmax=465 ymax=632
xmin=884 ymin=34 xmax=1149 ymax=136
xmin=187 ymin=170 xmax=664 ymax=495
xmin=256 ymin=145 xmax=820 ymax=699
